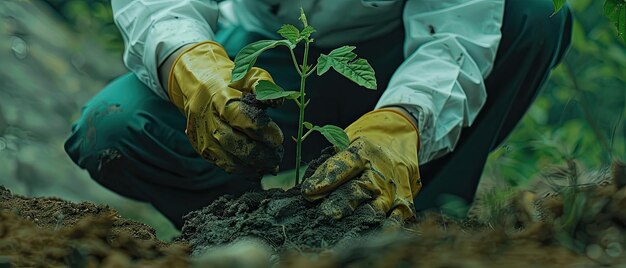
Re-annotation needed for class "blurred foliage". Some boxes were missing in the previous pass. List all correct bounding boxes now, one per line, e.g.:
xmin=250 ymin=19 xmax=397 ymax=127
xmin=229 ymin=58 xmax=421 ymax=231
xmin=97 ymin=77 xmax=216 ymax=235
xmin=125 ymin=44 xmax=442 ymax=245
xmin=485 ymin=0 xmax=626 ymax=187
xmin=553 ymin=0 xmax=626 ymax=43
xmin=43 ymin=0 xmax=123 ymax=52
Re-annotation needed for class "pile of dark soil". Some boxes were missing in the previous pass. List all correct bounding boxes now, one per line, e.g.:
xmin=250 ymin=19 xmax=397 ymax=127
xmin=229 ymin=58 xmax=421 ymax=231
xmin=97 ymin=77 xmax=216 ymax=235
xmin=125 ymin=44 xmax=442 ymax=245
xmin=180 ymin=146 xmax=387 ymax=255
xmin=181 ymin=161 xmax=626 ymax=267
xmin=281 ymin=213 xmax=595 ymax=268
xmin=180 ymin=186 xmax=385 ymax=255
xmin=0 ymin=186 xmax=189 ymax=267
xmin=285 ymin=162 xmax=626 ymax=267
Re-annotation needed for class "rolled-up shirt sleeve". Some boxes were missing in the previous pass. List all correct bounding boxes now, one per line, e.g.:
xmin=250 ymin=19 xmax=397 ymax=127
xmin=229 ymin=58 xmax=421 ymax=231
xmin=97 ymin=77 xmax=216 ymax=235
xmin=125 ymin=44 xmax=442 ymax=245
xmin=111 ymin=0 xmax=219 ymax=99
xmin=376 ymin=0 xmax=504 ymax=163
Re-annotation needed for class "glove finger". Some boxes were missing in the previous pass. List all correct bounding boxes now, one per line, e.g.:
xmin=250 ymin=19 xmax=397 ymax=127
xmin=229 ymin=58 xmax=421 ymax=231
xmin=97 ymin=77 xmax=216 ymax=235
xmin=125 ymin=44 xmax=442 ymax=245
xmin=389 ymin=174 xmax=418 ymax=221
xmin=318 ymin=179 xmax=374 ymax=220
xmin=213 ymin=119 xmax=282 ymax=174
xmin=223 ymin=100 xmax=284 ymax=149
xmin=381 ymin=198 xmax=417 ymax=230
xmin=194 ymin=135 xmax=254 ymax=175
xmin=301 ymin=147 xmax=367 ymax=200
xmin=370 ymin=195 xmax=394 ymax=217
xmin=391 ymin=199 xmax=417 ymax=221
xmin=382 ymin=207 xmax=407 ymax=231
xmin=186 ymin=111 xmax=249 ymax=173
xmin=359 ymin=164 xmax=417 ymax=219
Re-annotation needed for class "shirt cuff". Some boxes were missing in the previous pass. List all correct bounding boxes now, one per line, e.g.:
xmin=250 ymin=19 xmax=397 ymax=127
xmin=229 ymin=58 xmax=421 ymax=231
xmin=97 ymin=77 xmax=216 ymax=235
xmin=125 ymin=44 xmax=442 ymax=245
xmin=144 ymin=18 xmax=215 ymax=99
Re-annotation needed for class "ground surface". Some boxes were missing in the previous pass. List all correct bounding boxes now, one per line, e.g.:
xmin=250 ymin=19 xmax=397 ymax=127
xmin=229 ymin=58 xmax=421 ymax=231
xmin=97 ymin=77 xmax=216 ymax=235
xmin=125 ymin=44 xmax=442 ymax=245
xmin=0 ymin=186 xmax=189 ymax=267
xmin=2 ymin=162 xmax=626 ymax=267
xmin=1 ymin=1 xmax=625 ymax=267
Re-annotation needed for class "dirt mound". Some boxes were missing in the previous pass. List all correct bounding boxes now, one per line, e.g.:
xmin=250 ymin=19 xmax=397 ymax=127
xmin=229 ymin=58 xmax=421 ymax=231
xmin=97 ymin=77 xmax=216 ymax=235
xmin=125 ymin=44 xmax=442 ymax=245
xmin=282 ymin=214 xmax=594 ymax=268
xmin=277 ymin=162 xmax=626 ymax=267
xmin=180 ymin=146 xmax=388 ymax=255
xmin=180 ymin=186 xmax=385 ymax=255
xmin=180 ymin=161 xmax=626 ymax=267
xmin=0 ymin=186 xmax=189 ymax=267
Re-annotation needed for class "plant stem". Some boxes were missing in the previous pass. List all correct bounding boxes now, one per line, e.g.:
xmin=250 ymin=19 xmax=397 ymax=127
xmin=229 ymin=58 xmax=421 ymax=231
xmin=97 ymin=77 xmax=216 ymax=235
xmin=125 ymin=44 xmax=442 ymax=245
xmin=290 ymin=49 xmax=302 ymax=76
xmin=301 ymin=128 xmax=314 ymax=141
xmin=295 ymin=41 xmax=310 ymax=184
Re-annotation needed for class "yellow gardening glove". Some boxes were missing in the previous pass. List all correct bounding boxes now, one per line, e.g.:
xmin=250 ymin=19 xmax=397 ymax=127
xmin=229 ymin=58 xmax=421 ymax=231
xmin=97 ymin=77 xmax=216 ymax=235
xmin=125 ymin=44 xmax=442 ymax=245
xmin=168 ymin=41 xmax=283 ymax=175
xmin=302 ymin=109 xmax=421 ymax=222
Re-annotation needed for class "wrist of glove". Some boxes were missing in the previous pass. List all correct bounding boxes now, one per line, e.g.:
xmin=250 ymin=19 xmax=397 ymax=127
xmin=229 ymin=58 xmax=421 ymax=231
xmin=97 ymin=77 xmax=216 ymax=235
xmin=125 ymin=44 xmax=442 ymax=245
xmin=302 ymin=109 xmax=421 ymax=222
xmin=167 ymin=41 xmax=284 ymax=175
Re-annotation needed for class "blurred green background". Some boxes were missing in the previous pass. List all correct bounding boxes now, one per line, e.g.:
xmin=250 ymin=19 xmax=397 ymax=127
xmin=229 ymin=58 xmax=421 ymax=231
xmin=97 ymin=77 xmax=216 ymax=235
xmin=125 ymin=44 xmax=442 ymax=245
xmin=482 ymin=0 xmax=625 ymax=187
xmin=0 ymin=0 xmax=623 ymax=240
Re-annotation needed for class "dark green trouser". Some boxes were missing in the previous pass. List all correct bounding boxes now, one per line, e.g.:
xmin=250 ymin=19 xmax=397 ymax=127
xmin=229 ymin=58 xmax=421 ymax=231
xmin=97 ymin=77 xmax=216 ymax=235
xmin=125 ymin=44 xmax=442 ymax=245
xmin=65 ymin=0 xmax=572 ymax=228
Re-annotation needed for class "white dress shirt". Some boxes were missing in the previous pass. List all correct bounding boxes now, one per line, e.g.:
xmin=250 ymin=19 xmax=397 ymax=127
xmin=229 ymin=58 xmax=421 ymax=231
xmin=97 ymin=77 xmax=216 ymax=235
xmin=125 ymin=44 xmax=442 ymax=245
xmin=111 ymin=0 xmax=505 ymax=163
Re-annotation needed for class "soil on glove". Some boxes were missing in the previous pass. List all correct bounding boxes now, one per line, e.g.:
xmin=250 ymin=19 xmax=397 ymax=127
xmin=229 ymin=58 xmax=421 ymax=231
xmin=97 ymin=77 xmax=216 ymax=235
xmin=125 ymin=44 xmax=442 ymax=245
xmin=228 ymin=92 xmax=284 ymax=175
xmin=241 ymin=92 xmax=274 ymax=121
xmin=0 ymin=186 xmax=189 ymax=267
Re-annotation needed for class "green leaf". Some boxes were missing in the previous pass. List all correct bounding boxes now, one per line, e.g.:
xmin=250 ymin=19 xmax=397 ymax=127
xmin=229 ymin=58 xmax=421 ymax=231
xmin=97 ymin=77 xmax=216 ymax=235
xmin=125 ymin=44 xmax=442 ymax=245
xmin=333 ymin=58 xmax=377 ymax=89
xmin=231 ymin=40 xmax=292 ymax=83
xmin=605 ymin=0 xmax=619 ymax=20
xmin=286 ymin=92 xmax=302 ymax=100
xmin=317 ymin=55 xmax=331 ymax=75
xmin=301 ymin=25 xmax=317 ymax=39
xmin=312 ymin=125 xmax=349 ymax=150
xmin=316 ymin=46 xmax=377 ymax=89
xmin=277 ymin=24 xmax=301 ymax=45
xmin=341 ymin=59 xmax=377 ymax=89
xmin=329 ymin=46 xmax=358 ymax=62
xmin=552 ymin=0 xmax=567 ymax=14
xmin=317 ymin=46 xmax=357 ymax=76
xmin=299 ymin=7 xmax=308 ymax=27
xmin=255 ymin=80 xmax=300 ymax=100
xmin=604 ymin=0 xmax=626 ymax=43
xmin=303 ymin=122 xmax=313 ymax=130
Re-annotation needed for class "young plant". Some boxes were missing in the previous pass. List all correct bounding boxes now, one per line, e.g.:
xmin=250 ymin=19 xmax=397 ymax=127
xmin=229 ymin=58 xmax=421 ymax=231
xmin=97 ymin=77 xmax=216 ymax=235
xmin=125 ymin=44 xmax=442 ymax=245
xmin=230 ymin=8 xmax=377 ymax=184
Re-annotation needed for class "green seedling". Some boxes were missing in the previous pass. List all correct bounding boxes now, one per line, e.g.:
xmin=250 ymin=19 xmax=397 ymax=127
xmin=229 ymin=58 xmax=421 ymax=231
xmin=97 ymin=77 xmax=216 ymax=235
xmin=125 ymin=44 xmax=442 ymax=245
xmin=230 ymin=8 xmax=377 ymax=184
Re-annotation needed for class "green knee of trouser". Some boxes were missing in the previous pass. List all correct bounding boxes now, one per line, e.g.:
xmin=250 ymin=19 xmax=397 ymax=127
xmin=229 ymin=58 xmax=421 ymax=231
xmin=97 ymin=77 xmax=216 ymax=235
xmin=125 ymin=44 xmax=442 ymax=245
xmin=64 ymin=72 xmax=263 ymax=228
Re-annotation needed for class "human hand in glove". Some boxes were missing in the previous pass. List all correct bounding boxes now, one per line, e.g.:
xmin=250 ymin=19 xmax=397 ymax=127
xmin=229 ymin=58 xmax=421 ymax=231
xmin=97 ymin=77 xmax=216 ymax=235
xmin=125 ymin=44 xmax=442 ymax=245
xmin=302 ymin=108 xmax=421 ymax=222
xmin=166 ymin=41 xmax=283 ymax=175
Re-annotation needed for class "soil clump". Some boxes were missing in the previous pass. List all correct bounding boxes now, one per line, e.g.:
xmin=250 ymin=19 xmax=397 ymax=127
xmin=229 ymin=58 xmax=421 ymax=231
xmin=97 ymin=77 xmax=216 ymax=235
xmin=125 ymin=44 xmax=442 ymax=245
xmin=180 ymin=146 xmax=382 ymax=255
xmin=235 ymin=92 xmax=284 ymax=175
xmin=180 ymin=186 xmax=385 ymax=255
xmin=0 ymin=186 xmax=189 ymax=267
